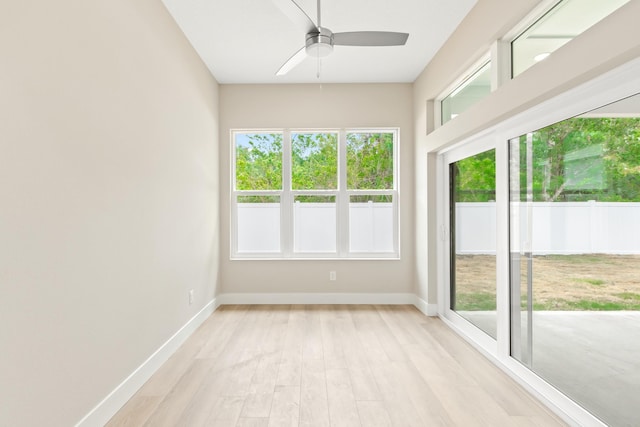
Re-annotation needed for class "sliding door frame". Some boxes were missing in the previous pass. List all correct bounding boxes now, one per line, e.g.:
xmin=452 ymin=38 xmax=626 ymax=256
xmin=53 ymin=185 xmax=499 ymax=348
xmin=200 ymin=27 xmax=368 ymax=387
xmin=434 ymin=57 xmax=640 ymax=427
xmin=438 ymin=131 xmax=510 ymax=355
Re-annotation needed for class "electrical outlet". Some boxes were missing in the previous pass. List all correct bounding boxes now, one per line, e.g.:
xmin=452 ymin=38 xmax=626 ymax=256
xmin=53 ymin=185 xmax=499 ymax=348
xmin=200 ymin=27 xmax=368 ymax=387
xmin=329 ymin=271 xmax=336 ymax=281
xmin=189 ymin=289 xmax=194 ymax=305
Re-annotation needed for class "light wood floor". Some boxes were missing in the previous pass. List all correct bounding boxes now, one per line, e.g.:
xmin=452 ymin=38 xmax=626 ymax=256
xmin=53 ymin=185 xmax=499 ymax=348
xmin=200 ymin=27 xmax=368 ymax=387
xmin=107 ymin=305 xmax=566 ymax=426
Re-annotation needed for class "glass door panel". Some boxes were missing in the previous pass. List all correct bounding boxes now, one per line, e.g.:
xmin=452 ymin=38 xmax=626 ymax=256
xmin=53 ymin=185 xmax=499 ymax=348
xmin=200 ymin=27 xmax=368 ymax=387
xmin=509 ymin=93 xmax=640 ymax=427
xmin=450 ymin=149 xmax=497 ymax=339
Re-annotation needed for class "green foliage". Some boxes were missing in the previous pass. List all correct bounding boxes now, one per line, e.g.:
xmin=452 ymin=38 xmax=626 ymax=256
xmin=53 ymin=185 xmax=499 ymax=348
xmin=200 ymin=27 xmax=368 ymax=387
xmin=453 ymin=118 xmax=640 ymax=202
xmin=235 ymin=133 xmax=282 ymax=190
xmin=516 ymin=117 xmax=640 ymax=202
xmin=292 ymin=133 xmax=337 ymax=190
xmin=294 ymin=195 xmax=335 ymax=203
xmin=347 ymin=133 xmax=394 ymax=190
xmin=350 ymin=195 xmax=393 ymax=203
xmin=237 ymin=195 xmax=280 ymax=204
xmin=235 ymin=132 xmax=395 ymax=193
xmin=453 ymin=149 xmax=496 ymax=202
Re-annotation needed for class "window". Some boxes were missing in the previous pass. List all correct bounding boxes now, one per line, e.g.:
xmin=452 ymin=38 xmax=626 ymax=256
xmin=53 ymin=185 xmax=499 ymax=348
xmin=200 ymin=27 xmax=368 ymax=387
xmin=232 ymin=129 xmax=399 ymax=259
xmin=441 ymin=60 xmax=492 ymax=124
xmin=509 ymin=93 xmax=640 ymax=427
xmin=436 ymin=56 xmax=640 ymax=426
xmin=511 ymin=0 xmax=630 ymax=77
xmin=449 ymin=149 xmax=497 ymax=339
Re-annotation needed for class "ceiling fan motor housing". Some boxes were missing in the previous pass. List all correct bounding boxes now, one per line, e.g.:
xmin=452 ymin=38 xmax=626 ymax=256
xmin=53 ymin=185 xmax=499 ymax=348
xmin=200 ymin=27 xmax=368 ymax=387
xmin=274 ymin=0 xmax=409 ymax=75
xmin=305 ymin=27 xmax=334 ymax=57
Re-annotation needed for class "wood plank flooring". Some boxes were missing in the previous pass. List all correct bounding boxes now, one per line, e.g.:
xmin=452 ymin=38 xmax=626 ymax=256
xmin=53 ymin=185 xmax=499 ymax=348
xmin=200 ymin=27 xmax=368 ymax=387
xmin=107 ymin=305 xmax=566 ymax=426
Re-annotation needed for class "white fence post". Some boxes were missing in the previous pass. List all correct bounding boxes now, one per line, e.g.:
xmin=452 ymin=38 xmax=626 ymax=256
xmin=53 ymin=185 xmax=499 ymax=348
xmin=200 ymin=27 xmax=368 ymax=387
xmin=589 ymin=200 xmax=596 ymax=253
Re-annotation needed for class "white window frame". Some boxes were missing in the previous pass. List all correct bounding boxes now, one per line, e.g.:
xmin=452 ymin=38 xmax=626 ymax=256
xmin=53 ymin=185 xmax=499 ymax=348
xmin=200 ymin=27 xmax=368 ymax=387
xmin=231 ymin=128 xmax=400 ymax=260
xmin=438 ymin=130 xmax=503 ymax=352
xmin=507 ymin=0 xmax=631 ymax=78
xmin=435 ymin=57 xmax=640 ymax=427
xmin=435 ymin=52 xmax=492 ymax=128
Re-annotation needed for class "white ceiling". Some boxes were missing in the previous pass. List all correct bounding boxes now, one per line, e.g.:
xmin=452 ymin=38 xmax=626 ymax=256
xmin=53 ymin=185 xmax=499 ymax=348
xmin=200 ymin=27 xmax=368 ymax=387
xmin=161 ymin=0 xmax=477 ymax=84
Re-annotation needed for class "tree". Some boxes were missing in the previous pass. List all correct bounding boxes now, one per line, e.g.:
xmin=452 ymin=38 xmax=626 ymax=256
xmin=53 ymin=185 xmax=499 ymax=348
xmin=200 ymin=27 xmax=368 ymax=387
xmin=235 ymin=133 xmax=282 ymax=191
xmin=291 ymin=132 xmax=337 ymax=190
xmin=526 ymin=117 xmax=640 ymax=202
xmin=453 ymin=117 xmax=640 ymax=203
xmin=236 ymin=132 xmax=395 ymax=203
xmin=347 ymin=132 xmax=394 ymax=190
xmin=453 ymin=150 xmax=496 ymax=202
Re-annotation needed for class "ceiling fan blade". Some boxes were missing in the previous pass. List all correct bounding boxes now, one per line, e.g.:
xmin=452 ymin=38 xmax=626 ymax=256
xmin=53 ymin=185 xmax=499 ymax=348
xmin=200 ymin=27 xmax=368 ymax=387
xmin=276 ymin=46 xmax=308 ymax=76
xmin=333 ymin=31 xmax=409 ymax=47
xmin=272 ymin=0 xmax=317 ymax=33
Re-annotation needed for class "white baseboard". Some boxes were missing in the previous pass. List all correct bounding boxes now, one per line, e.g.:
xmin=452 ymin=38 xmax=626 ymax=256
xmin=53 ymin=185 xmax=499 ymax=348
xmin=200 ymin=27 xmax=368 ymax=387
xmin=412 ymin=295 xmax=439 ymax=317
xmin=218 ymin=292 xmax=416 ymax=305
xmin=218 ymin=293 xmax=438 ymax=316
xmin=76 ymin=293 xmax=434 ymax=427
xmin=75 ymin=298 xmax=220 ymax=427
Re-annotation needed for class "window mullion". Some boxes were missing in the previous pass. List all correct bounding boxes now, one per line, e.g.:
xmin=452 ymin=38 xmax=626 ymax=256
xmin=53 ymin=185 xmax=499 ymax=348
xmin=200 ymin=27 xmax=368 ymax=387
xmin=393 ymin=130 xmax=400 ymax=255
xmin=281 ymin=130 xmax=292 ymax=257
xmin=491 ymin=40 xmax=510 ymax=90
xmin=338 ymin=130 xmax=349 ymax=256
xmin=231 ymin=192 xmax=238 ymax=257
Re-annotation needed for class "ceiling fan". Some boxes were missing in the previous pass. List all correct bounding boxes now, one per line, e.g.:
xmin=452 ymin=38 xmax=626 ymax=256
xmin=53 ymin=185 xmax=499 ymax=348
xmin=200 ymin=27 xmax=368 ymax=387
xmin=273 ymin=0 xmax=409 ymax=76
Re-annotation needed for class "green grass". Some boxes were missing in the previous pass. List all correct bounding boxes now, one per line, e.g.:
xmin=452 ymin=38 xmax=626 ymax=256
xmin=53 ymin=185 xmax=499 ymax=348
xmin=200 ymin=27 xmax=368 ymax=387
xmin=456 ymin=254 xmax=640 ymax=312
xmin=539 ymin=254 xmax=609 ymax=264
xmin=616 ymin=292 xmax=640 ymax=301
xmin=458 ymin=292 xmax=640 ymax=311
xmin=571 ymin=278 xmax=606 ymax=286
xmin=454 ymin=292 xmax=496 ymax=311
xmin=527 ymin=298 xmax=640 ymax=311
xmin=565 ymin=300 xmax=633 ymax=310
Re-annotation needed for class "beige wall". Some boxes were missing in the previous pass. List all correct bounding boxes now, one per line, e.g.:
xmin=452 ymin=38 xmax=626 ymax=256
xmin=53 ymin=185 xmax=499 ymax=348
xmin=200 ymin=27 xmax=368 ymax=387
xmin=413 ymin=0 xmax=640 ymax=305
xmin=219 ymin=84 xmax=415 ymax=295
xmin=0 ymin=1 xmax=219 ymax=426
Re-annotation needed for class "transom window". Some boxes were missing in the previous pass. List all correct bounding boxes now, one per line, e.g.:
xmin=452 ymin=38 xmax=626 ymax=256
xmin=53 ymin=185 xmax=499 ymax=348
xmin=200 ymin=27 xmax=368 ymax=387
xmin=511 ymin=0 xmax=630 ymax=77
xmin=231 ymin=129 xmax=399 ymax=259
xmin=440 ymin=59 xmax=492 ymax=125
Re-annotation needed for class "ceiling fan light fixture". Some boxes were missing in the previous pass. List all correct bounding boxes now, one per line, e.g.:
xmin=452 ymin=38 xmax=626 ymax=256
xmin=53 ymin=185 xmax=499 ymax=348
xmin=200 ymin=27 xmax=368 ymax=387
xmin=273 ymin=0 xmax=409 ymax=75
xmin=305 ymin=28 xmax=334 ymax=57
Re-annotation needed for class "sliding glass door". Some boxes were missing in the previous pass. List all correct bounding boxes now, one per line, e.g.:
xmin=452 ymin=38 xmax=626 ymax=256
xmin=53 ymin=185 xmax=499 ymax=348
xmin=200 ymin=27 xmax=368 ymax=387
xmin=508 ymin=93 xmax=640 ymax=427
xmin=447 ymin=147 xmax=497 ymax=339
xmin=437 ymin=59 xmax=640 ymax=426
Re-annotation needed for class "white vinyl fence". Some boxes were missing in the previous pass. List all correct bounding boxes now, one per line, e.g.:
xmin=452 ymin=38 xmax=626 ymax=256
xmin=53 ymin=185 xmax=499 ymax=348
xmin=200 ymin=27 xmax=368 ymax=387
xmin=456 ymin=201 xmax=640 ymax=255
xmin=237 ymin=202 xmax=393 ymax=253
